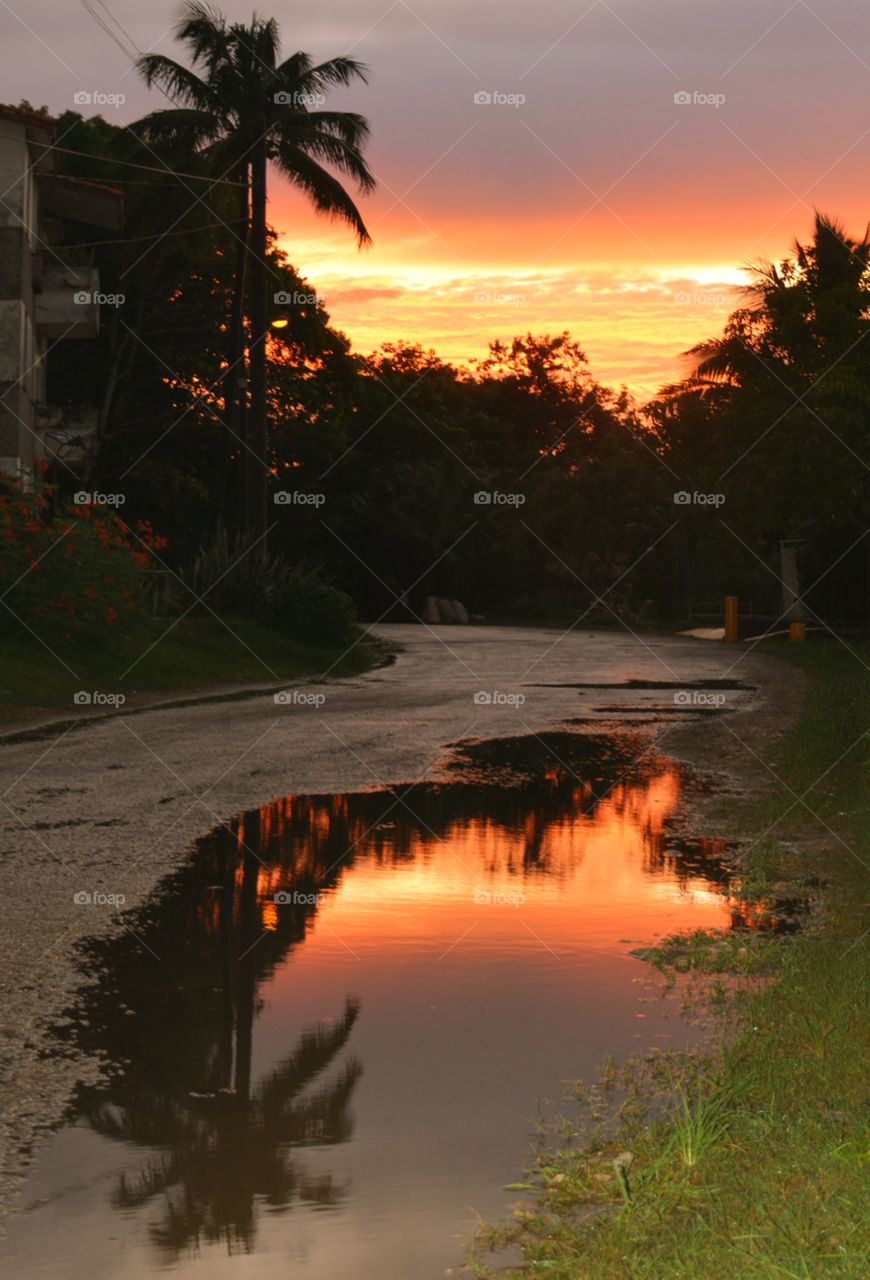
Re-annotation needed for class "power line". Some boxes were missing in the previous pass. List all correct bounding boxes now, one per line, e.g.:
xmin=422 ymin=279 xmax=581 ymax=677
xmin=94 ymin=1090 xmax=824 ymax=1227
xmin=92 ymin=0 xmax=142 ymax=55
xmin=0 ymin=134 xmax=248 ymax=186
xmin=77 ymin=0 xmax=179 ymax=114
xmin=78 ymin=0 xmax=139 ymax=63
xmin=69 ymin=1 xmax=248 ymax=200
xmin=66 ymin=217 xmax=246 ymax=248
xmin=38 ymin=176 xmax=202 ymax=187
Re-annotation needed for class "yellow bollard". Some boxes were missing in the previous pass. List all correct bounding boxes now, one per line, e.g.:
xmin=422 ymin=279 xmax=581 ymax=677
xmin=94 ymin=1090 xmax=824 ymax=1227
xmin=789 ymin=622 xmax=807 ymax=643
xmin=724 ymin=596 xmax=739 ymax=643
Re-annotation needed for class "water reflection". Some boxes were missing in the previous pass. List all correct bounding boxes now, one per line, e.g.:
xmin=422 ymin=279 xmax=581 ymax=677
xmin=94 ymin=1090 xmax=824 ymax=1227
xmin=95 ymin=1000 xmax=361 ymax=1257
xmin=73 ymin=817 xmax=364 ymax=1259
xmin=13 ymin=733 xmax=736 ymax=1278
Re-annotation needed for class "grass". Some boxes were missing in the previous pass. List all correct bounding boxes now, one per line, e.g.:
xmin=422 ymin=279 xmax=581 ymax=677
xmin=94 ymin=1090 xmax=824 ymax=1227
xmin=0 ymin=614 xmax=383 ymax=726
xmin=472 ymin=638 xmax=870 ymax=1279
xmin=635 ymin=927 xmax=786 ymax=977
xmin=670 ymin=1080 xmax=739 ymax=1170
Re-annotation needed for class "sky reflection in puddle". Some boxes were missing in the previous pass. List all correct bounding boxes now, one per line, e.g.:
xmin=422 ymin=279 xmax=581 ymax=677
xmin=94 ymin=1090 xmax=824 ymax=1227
xmin=2 ymin=733 xmax=736 ymax=1280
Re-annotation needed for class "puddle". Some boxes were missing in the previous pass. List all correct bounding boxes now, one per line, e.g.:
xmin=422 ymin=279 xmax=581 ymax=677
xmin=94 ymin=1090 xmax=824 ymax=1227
xmin=524 ymin=679 xmax=752 ymax=690
xmin=2 ymin=733 xmax=743 ymax=1280
xmin=592 ymin=704 xmax=725 ymax=715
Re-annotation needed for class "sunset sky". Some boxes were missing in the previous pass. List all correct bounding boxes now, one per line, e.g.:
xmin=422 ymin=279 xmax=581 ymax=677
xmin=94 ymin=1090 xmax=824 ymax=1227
xmin=7 ymin=0 xmax=870 ymax=398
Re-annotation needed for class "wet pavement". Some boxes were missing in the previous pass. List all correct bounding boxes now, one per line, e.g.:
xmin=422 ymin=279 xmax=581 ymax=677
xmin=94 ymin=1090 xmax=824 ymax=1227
xmin=0 ymin=625 xmax=798 ymax=1253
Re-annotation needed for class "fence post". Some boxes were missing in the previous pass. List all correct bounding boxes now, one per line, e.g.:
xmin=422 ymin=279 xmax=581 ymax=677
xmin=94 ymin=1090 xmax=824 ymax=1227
xmin=724 ymin=595 xmax=739 ymax=642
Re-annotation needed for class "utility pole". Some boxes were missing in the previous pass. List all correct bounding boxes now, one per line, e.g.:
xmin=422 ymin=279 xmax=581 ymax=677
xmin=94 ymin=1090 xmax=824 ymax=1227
xmin=247 ymin=127 xmax=269 ymax=558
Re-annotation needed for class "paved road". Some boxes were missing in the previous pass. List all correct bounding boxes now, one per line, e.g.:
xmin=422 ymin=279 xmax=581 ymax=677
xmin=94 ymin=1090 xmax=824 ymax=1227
xmin=0 ymin=624 xmax=790 ymax=1221
xmin=1 ymin=624 xmax=771 ymax=870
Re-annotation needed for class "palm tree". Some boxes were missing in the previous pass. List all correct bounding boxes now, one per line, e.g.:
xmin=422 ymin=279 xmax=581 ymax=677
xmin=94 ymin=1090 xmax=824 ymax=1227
xmin=687 ymin=213 xmax=870 ymax=387
xmin=134 ymin=2 xmax=375 ymax=548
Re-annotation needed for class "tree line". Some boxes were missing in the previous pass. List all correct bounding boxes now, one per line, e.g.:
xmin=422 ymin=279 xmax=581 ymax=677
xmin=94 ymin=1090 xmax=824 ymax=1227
xmin=35 ymin=2 xmax=870 ymax=628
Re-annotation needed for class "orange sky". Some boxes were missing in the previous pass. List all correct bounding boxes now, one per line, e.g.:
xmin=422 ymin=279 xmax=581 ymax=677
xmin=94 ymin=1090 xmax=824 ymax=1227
xmin=9 ymin=0 xmax=870 ymax=401
xmin=265 ymin=0 xmax=870 ymax=402
xmin=277 ymin=199 xmax=748 ymax=398
xmin=272 ymin=110 xmax=870 ymax=403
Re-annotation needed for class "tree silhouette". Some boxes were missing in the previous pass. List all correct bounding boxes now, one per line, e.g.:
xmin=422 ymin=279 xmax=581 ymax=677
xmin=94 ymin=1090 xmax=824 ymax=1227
xmin=85 ymin=999 xmax=361 ymax=1259
xmin=134 ymin=1 xmax=374 ymax=545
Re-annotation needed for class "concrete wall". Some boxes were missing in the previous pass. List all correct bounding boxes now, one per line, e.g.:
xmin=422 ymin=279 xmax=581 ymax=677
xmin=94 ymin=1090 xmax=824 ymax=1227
xmin=0 ymin=123 xmax=37 ymax=480
xmin=0 ymin=118 xmax=115 ymax=483
xmin=0 ymin=120 xmax=28 ymax=228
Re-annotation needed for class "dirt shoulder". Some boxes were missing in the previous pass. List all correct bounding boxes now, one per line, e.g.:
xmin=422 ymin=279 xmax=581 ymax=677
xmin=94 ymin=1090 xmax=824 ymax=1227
xmin=662 ymin=647 xmax=805 ymax=827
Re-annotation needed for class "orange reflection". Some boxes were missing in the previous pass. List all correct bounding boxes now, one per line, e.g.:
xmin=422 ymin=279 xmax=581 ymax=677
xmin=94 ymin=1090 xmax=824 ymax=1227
xmin=187 ymin=761 xmax=731 ymax=961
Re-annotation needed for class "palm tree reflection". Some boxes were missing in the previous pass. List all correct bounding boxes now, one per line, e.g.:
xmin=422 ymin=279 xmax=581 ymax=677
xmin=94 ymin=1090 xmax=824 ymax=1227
xmin=97 ymin=993 xmax=360 ymax=1254
xmin=89 ymin=999 xmax=361 ymax=1257
xmin=72 ymin=827 xmax=363 ymax=1261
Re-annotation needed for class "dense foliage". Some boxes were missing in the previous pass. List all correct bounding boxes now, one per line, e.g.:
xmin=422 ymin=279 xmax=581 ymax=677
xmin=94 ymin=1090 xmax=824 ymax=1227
xmin=30 ymin=104 xmax=870 ymax=634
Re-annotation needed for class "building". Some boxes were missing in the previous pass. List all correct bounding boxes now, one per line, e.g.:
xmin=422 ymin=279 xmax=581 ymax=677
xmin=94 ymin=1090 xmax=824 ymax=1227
xmin=0 ymin=104 xmax=122 ymax=484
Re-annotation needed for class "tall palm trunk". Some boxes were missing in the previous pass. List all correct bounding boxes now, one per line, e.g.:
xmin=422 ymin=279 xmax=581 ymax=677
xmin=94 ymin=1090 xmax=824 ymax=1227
xmin=220 ymin=171 xmax=249 ymax=529
xmin=233 ymin=839 xmax=261 ymax=1102
xmin=248 ymin=130 xmax=269 ymax=555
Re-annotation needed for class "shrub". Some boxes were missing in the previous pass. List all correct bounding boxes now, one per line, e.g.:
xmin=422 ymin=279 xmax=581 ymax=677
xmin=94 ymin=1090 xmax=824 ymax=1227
xmin=179 ymin=528 xmax=293 ymax=615
xmin=0 ymin=477 xmax=164 ymax=644
xmin=266 ymin=566 xmax=360 ymax=648
xmin=180 ymin=531 xmax=360 ymax=648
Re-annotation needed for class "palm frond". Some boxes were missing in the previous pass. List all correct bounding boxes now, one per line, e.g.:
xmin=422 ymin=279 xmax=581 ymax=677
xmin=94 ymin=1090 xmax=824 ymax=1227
xmin=273 ymin=126 xmax=375 ymax=193
xmin=281 ymin=55 xmax=370 ymax=95
xmin=195 ymin=131 xmax=252 ymax=180
xmin=136 ymin=53 xmax=222 ymax=114
xmin=175 ymin=1 xmax=229 ymax=67
xmin=229 ymin=14 xmax=280 ymax=79
xmin=275 ymin=148 xmax=372 ymax=245
xmin=685 ymin=337 xmax=745 ymax=384
xmin=291 ymin=110 xmax=370 ymax=147
xmin=812 ymin=210 xmax=869 ymax=289
xmin=130 ymin=106 xmax=223 ymax=148
xmin=273 ymin=51 xmax=312 ymax=87
xmin=133 ymin=8 xmax=373 ymax=248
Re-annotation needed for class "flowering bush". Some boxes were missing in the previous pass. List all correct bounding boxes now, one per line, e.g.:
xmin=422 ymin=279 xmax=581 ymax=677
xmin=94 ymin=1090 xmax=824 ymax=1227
xmin=0 ymin=477 xmax=167 ymax=645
